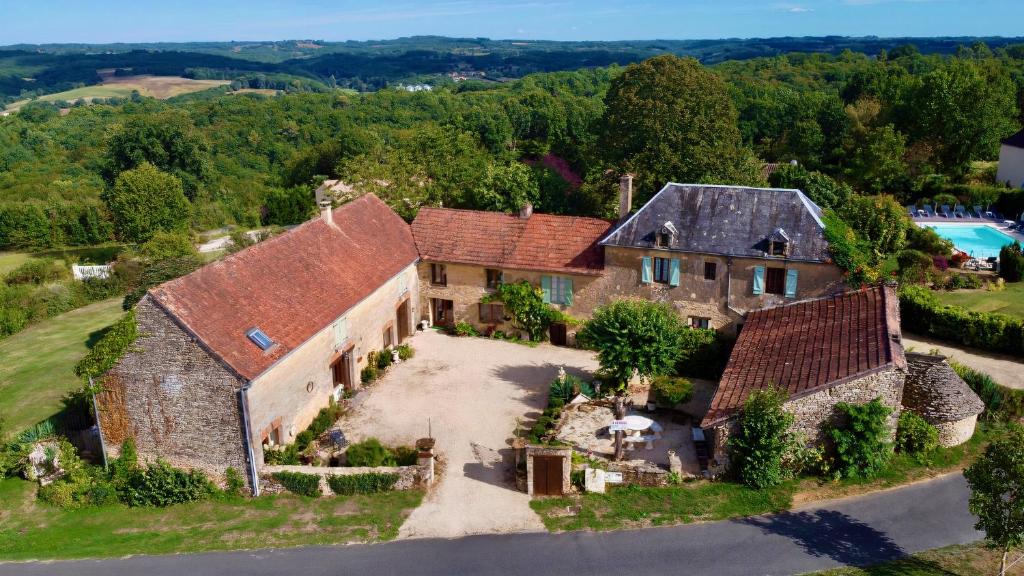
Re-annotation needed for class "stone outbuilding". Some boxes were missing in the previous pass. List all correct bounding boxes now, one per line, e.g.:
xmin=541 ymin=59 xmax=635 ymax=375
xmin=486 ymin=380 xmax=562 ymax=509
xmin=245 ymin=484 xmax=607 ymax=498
xmin=701 ymin=284 xmax=908 ymax=465
xmin=903 ymin=353 xmax=985 ymax=447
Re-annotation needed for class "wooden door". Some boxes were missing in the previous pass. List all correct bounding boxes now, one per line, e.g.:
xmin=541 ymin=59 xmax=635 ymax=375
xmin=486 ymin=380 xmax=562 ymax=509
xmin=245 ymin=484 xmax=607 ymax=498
xmin=332 ymin=351 xmax=353 ymax=391
xmin=549 ymin=322 xmax=568 ymax=346
xmin=533 ymin=455 xmax=564 ymax=496
xmin=396 ymin=300 xmax=410 ymax=342
xmin=432 ymin=299 xmax=453 ymax=326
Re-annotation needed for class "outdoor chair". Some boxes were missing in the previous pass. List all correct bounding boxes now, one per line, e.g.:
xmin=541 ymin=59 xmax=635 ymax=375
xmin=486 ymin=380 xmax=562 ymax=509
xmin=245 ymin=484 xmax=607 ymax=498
xmin=954 ymin=205 xmax=968 ymax=218
xmin=923 ymin=204 xmax=935 ymax=218
xmin=974 ymin=205 xmax=993 ymax=219
xmin=906 ymin=205 xmax=917 ymax=217
xmin=940 ymin=205 xmax=953 ymax=218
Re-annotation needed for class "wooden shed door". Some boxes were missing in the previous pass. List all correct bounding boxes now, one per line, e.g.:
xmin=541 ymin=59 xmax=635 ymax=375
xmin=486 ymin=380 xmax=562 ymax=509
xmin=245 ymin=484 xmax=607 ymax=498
xmin=533 ymin=455 xmax=564 ymax=496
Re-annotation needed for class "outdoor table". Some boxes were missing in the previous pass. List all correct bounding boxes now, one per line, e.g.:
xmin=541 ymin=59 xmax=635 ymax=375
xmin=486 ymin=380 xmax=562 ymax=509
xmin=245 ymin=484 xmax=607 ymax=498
xmin=623 ymin=414 xmax=654 ymax=431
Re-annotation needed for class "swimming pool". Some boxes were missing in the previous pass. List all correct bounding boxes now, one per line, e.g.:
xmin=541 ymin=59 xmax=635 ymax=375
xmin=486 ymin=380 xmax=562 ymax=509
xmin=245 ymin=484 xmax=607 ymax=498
xmin=924 ymin=224 xmax=1018 ymax=259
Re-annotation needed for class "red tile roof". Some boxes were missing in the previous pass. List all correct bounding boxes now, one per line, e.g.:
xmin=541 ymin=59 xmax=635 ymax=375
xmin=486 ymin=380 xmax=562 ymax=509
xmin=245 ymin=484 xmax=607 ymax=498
xmin=149 ymin=194 xmax=418 ymax=381
xmin=411 ymin=207 xmax=614 ymax=275
xmin=701 ymin=285 xmax=905 ymax=427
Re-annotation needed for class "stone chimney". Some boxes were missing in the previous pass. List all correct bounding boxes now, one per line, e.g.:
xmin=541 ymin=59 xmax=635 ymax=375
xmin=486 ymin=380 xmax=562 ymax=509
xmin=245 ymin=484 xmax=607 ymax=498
xmin=618 ymin=174 xmax=633 ymax=220
xmin=519 ymin=202 xmax=534 ymax=219
xmin=319 ymin=199 xmax=335 ymax=226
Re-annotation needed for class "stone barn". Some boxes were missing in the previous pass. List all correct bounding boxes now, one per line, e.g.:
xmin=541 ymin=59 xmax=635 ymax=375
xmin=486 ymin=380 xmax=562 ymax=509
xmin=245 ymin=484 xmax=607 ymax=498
xmin=903 ymin=353 xmax=985 ymax=447
xmin=701 ymin=284 xmax=908 ymax=465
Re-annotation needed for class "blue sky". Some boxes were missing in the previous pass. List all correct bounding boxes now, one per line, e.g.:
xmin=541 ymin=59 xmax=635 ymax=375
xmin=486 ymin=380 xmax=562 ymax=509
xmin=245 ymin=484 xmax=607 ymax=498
xmin=2 ymin=0 xmax=1023 ymax=45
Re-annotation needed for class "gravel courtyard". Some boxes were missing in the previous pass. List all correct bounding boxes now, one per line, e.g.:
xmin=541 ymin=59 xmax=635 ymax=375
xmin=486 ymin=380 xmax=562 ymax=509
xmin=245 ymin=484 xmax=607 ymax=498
xmin=341 ymin=329 xmax=599 ymax=539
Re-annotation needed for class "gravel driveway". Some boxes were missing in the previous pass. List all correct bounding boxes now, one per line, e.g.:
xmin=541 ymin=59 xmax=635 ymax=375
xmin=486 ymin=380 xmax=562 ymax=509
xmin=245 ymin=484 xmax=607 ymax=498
xmin=341 ymin=329 xmax=599 ymax=539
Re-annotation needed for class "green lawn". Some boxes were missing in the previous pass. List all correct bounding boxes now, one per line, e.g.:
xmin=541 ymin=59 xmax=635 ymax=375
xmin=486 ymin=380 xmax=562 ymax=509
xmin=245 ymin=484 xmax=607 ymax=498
xmin=0 ymin=297 xmax=124 ymax=436
xmin=0 ymin=252 xmax=32 ymax=275
xmin=811 ymin=542 xmax=1016 ymax=575
xmin=0 ymin=246 xmax=123 ymax=275
xmin=0 ymin=478 xmax=423 ymax=560
xmin=933 ymin=282 xmax=1024 ymax=319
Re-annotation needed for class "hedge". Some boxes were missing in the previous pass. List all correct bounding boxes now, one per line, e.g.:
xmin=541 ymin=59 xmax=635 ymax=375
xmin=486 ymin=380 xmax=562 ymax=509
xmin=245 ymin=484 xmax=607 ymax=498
xmin=74 ymin=310 xmax=138 ymax=379
xmin=898 ymin=285 xmax=1024 ymax=357
xmin=951 ymin=361 xmax=1024 ymax=422
xmin=271 ymin=471 xmax=322 ymax=497
xmin=327 ymin=472 xmax=400 ymax=495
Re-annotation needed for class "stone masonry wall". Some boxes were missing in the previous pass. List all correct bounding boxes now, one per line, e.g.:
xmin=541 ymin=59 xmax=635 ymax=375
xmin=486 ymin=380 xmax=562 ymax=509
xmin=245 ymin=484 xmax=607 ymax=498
xmin=709 ymin=367 xmax=906 ymax=463
xmin=100 ymin=295 xmax=249 ymax=487
xmin=247 ymin=262 xmax=419 ymax=469
xmin=936 ymin=415 xmax=978 ymax=448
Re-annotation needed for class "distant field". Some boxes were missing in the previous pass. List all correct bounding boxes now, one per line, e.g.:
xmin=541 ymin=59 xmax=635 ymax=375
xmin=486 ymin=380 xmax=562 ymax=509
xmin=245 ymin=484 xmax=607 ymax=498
xmin=229 ymin=88 xmax=281 ymax=96
xmin=6 ymin=74 xmax=229 ymax=111
xmin=933 ymin=281 xmax=1024 ymax=319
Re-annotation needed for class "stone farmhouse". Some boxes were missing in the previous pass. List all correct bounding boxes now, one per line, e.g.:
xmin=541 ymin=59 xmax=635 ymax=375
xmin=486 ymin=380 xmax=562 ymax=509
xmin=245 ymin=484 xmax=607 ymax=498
xmin=98 ymin=195 xmax=420 ymax=492
xmin=701 ymin=284 xmax=983 ymax=466
xmin=997 ymin=128 xmax=1024 ymax=189
xmin=97 ymin=178 xmax=857 ymax=492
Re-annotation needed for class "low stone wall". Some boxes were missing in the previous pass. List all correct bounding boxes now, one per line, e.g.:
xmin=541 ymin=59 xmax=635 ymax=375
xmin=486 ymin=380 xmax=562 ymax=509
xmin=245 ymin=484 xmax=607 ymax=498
xmin=261 ymin=464 xmax=422 ymax=496
xmin=605 ymin=461 xmax=669 ymax=487
xmin=936 ymin=415 xmax=978 ymax=447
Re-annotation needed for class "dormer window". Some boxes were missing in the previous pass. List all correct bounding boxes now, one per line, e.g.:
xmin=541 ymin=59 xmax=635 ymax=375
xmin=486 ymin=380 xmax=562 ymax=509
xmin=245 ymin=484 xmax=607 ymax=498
xmin=655 ymin=221 xmax=678 ymax=248
xmin=767 ymin=228 xmax=790 ymax=257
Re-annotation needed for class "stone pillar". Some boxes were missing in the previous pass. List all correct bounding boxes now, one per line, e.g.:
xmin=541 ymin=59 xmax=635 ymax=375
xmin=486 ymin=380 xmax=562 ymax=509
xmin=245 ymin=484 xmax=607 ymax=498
xmin=416 ymin=437 xmax=435 ymax=486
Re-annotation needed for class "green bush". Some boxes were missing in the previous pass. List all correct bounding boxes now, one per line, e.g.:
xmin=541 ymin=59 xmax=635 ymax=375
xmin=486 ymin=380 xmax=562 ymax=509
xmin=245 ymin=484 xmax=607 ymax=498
xmin=224 ymin=466 xmax=245 ymax=496
xmin=390 ymin=445 xmax=419 ymax=466
xmin=5 ymin=258 xmax=68 ymax=285
xmin=896 ymin=249 xmax=934 ymax=282
xmin=896 ymin=411 xmax=939 ymax=461
xmin=899 ymin=285 xmax=1024 ymax=357
xmin=549 ymin=374 xmax=595 ymax=404
xmin=376 ymin=349 xmax=394 ymax=370
xmin=327 ymin=472 xmax=400 ymax=495
xmin=676 ymin=328 xmax=733 ymax=380
xmin=271 ymin=471 xmax=321 ymax=497
xmin=122 ymin=460 xmax=214 ymax=507
xmin=137 ymin=230 xmax=198 ymax=261
xmin=396 ymin=343 xmax=414 ymax=361
xmin=651 ymin=376 xmax=693 ymax=406
xmin=452 ymin=321 xmax=479 ymax=337
xmin=828 ymin=398 xmax=893 ymax=479
xmin=360 ymin=364 xmax=378 ymax=384
xmin=730 ymin=388 xmax=794 ymax=489
xmin=345 ymin=438 xmax=396 ymax=467
xmin=999 ymin=241 xmax=1024 ymax=283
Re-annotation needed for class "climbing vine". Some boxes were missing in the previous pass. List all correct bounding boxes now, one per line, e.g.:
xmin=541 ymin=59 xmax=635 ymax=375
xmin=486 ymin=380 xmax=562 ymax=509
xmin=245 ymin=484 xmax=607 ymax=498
xmin=482 ymin=280 xmax=563 ymax=341
xmin=74 ymin=310 xmax=138 ymax=381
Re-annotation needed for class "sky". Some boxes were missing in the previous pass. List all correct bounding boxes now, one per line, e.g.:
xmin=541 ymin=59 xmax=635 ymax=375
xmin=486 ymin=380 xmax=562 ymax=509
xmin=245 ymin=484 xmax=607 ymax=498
xmin=2 ymin=0 xmax=1023 ymax=45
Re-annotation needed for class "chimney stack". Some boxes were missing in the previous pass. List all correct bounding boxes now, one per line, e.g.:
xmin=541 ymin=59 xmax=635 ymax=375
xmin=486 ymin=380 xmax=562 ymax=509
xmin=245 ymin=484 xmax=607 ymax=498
xmin=519 ymin=202 xmax=534 ymax=219
xmin=618 ymin=174 xmax=633 ymax=220
xmin=319 ymin=199 xmax=334 ymax=226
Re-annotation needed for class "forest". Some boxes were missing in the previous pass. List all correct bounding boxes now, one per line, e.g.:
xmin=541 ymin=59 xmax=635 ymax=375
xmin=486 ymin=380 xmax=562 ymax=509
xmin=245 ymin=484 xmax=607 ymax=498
xmin=1 ymin=41 xmax=1024 ymax=255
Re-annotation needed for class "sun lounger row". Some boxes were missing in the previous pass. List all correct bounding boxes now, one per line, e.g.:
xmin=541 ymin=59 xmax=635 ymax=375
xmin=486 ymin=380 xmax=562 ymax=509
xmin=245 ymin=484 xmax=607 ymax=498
xmin=907 ymin=203 xmax=1005 ymax=220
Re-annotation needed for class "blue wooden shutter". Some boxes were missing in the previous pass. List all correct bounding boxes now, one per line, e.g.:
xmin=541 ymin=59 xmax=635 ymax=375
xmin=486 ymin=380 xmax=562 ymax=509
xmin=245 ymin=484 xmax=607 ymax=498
xmin=641 ymin=256 xmax=652 ymax=284
xmin=785 ymin=269 xmax=798 ymax=298
xmin=669 ymin=259 xmax=681 ymax=287
xmin=564 ymin=278 xmax=573 ymax=306
xmin=541 ymin=275 xmax=552 ymax=303
xmin=752 ymin=266 xmax=765 ymax=295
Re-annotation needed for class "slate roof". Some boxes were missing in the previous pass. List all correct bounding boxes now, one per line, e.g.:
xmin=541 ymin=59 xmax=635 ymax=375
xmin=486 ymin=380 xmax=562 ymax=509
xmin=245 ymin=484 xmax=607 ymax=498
xmin=903 ymin=353 xmax=985 ymax=423
xmin=148 ymin=194 xmax=419 ymax=381
xmin=702 ymin=284 xmax=905 ymax=427
xmin=411 ymin=207 xmax=615 ymax=275
xmin=1002 ymin=128 xmax=1024 ymax=149
xmin=601 ymin=183 xmax=830 ymax=262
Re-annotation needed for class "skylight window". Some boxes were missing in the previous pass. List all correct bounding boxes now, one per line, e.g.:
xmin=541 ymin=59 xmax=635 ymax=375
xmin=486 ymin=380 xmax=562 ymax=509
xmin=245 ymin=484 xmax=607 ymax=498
xmin=246 ymin=328 xmax=274 ymax=351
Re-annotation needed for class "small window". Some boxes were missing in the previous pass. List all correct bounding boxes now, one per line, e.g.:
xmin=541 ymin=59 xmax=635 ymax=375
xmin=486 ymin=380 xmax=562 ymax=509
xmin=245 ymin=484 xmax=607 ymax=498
xmin=430 ymin=263 xmax=447 ymax=286
xmin=485 ymin=269 xmax=503 ymax=289
xmin=549 ymin=276 xmax=572 ymax=305
xmin=769 ymin=241 xmax=788 ymax=257
xmin=263 ymin=423 xmax=282 ymax=447
xmin=246 ymin=328 xmax=274 ymax=350
xmin=765 ymin=267 xmax=786 ymax=295
xmin=479 ymin=303 xmax=504 ymax=323
xmin=688 ymin=317 xmax=711 ymax=329
xmin=654 ymin=232 xmax=668 ymax=248
xmin=383 ymin=325 xmax=394 ymax=349
xmin=704 ymin=262 xmax=717 ymax=281
xmin=653 ymin=257 xmax=672 ymax=284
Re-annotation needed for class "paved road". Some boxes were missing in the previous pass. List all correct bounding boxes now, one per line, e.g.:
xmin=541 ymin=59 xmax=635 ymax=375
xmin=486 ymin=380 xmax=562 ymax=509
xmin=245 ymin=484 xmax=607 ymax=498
xmin=3 ymin=473 xmax=980 ymax=576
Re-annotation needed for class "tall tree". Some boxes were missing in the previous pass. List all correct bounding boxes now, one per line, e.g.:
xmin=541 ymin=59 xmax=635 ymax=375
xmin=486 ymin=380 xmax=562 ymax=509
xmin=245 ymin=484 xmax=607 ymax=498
xmin=472 ymin=161 xmax=540 ymax=213
xmin=105 ymin=110 xmax=210 ymax=198
xmin=598 ymin=55 xmax=762 ymax=204
xmin=103 ymin=163 xmax=191 ymax=243
xmin=964 ymin=427 xmax=1024 ymax=576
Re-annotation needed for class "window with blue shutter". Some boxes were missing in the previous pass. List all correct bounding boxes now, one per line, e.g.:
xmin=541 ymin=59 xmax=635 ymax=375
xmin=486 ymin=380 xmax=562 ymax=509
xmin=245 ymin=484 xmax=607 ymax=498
xmin=541 ymin=275 xmax=552 ymax=303
xmin=669 ymin=259 xmax=681 ymax=287
xmin=563 ymin=277 xmax=574 ymax=306
xmin=752 ymin=266 xmax=765 ymax=295
xmin=641 ymin=256 xmax=652 ymax=284
xmin=785 ymin=269 xmax=799 ymax=298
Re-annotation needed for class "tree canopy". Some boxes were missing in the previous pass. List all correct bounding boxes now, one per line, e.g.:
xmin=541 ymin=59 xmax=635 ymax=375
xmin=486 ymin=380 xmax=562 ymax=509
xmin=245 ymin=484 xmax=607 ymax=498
xmin=103 ymin=163 xmax=191 ymax=243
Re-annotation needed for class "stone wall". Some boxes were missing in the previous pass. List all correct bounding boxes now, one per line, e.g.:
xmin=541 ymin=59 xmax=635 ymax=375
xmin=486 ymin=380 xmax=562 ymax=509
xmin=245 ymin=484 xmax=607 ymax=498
xmin=247 ymin=262 xmax=419 ymax=469
xmin=99 ymin=295 xmax=250 ymax=488
xmin=936 ymin=415 xmax=978 ymax=447
xmin=708 ymin=367 xmax=906 ymax=463
xmin=261 ymin=464 xmax=423 ymax=496
xmin=597 ymin=246 xmax=846 ymax=332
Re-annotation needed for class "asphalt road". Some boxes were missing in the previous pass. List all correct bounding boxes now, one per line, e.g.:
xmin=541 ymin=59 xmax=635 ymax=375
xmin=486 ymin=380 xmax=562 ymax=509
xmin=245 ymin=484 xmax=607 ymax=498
xmin=3 ymin=473 xmax=980 ymax=576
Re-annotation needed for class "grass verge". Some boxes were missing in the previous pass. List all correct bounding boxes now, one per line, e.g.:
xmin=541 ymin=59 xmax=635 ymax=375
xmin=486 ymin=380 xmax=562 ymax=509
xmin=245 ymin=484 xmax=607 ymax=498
xmin=532 ymin=424 xmax=999 ymax=533
xmin=0 ymin=477 xmax=423 ymax=560
xmin=0 ymin=297 xmax=124 ymax=436
xmin=809 ymin=541 xmax=1019 ymax=575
